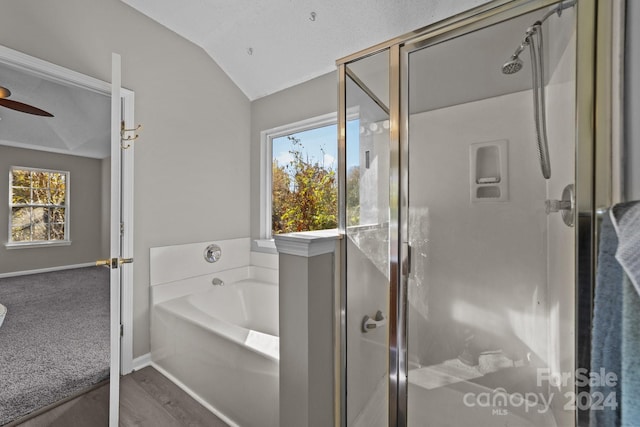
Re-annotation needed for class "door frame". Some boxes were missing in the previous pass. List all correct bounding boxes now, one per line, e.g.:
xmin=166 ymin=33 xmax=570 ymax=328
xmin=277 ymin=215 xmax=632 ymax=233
xmin=0 ymin=45 xmax=135 ymax=374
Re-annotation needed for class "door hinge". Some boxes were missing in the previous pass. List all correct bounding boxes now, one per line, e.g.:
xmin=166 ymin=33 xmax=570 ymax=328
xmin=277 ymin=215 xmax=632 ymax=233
xmin=120 ymin=324 xmax=124 ymax=337
xmin=120 ymin=222 xmax=125 ymax=235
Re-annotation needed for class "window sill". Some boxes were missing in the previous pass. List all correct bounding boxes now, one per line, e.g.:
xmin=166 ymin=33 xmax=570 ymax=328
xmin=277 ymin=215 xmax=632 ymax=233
xmin=5 ymin=240 xmax=72 ymax=250
xmin=254 ymin=239 xmax=277 ymax=250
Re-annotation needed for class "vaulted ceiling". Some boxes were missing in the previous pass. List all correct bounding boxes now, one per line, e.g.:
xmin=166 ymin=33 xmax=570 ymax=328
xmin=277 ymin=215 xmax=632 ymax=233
xmin=0 ymin=1 xmax=575 ymax=159
xmin=120 ymin=0 xmax=491 ymax=100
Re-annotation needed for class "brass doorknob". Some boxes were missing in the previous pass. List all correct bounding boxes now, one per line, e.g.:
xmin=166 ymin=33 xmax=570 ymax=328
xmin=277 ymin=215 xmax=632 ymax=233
xmin=96 ymin=259 xmax=112 ymax=268
xmin=96 ymin=258 xmax=134 ymax=268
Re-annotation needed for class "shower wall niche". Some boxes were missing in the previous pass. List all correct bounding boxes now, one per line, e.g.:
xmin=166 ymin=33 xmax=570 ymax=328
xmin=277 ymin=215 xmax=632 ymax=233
xmin=469 ymin=140 xmax=508 ymax=202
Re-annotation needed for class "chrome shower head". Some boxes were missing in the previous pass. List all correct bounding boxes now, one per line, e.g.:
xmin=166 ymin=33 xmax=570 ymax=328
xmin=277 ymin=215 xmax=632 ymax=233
xmin=502 ymin=56 xmax=523 ymax=74
xmin=502 ymin=39 xmax=528 ymax=75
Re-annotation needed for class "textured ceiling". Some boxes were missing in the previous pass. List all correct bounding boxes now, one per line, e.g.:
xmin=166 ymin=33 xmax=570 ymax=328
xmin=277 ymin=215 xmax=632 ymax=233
xmin=121 ymin=0 xmax=492 ymax=100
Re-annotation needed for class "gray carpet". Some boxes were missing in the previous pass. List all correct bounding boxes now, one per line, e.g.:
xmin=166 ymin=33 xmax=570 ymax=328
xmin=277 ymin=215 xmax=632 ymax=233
xmin=0 ymin=267 xmax=110 ymax=425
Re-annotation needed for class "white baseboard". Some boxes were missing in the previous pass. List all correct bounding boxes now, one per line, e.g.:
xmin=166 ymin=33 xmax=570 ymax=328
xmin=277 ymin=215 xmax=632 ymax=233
xmin=132 ymin=353 xmax=152 ymax=371
xmin=150 ymin=362 xmax=240 ymax=427
xmin=0 ymin=262 xmax=96 ymax=279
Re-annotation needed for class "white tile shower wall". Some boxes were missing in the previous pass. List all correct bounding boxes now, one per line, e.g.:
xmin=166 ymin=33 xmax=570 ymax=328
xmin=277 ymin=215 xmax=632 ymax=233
xmin=408 ymin=89 xmax=549 ymax=367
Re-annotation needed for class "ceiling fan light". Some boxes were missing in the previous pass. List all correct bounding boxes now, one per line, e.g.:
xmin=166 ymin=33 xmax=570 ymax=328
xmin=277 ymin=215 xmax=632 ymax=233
xmin=0 ymin=86 xmax=11 ymax=98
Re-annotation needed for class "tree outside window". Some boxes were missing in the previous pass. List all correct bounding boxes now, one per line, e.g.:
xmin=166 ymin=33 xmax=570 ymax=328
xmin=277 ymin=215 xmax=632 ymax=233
xmin=272 ymin=128 xmax=337 ymax=235
xmin=9 ymin=167 xmax=69 ymax=243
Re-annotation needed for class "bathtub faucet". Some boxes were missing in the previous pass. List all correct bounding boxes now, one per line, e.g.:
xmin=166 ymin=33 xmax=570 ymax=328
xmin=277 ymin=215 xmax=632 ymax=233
xmin=211 ymin=277 xmax=224 ymax=286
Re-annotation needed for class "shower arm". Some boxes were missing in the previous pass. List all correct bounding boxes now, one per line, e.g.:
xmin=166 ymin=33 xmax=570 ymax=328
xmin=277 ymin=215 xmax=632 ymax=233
xmin=510 ymin=42 xmax=526 ymax=60
xmin=540 ymin=0 xmax=577 ymax=24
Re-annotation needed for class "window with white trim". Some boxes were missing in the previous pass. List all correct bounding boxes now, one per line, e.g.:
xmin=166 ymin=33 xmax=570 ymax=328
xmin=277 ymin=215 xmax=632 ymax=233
xmin=8 ymin=166 xmax=70 ymax=245
xmin=261 ymin=113 xmax=338 ymax=240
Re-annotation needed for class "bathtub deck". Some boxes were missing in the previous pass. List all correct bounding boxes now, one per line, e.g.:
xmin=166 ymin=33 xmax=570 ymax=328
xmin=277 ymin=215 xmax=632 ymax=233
xmin=11 ymin=367 xmax=229 ymax=427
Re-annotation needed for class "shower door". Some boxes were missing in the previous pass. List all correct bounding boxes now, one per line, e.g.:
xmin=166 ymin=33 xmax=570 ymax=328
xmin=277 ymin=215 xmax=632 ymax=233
xmin=402 ymin=4 xmax=577 ymax=427
xmin=338 ymin=1 xmax=601 ymax=426
xmin=342 ymin=49 xmax=394 ymax=427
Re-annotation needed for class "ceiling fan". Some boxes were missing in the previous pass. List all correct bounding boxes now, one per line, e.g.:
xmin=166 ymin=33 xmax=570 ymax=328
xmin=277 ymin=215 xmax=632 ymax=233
xmin=0 ymin=85 xmax=54 ymax=117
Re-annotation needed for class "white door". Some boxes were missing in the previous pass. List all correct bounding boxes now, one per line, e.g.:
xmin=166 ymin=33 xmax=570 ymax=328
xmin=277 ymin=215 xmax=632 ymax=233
xmin=101 ymin=52 xmax=135 ymax=427
xmin=108 ymin=52 xmax=123 ymax=427
xmin=96 ymin=52 xmax=134 ymax=427
xmin=108 ymin=52 xmax=122 ymax=427
xmin=106 ymin=52 xmax=136 ymax=427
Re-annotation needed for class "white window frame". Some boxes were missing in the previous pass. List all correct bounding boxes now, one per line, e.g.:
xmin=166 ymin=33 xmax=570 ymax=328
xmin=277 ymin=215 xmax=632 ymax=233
xmin=6 ymin=165 xmax=71 ymax=249
xmin=259 ymin=112 xmax=338 ymax=247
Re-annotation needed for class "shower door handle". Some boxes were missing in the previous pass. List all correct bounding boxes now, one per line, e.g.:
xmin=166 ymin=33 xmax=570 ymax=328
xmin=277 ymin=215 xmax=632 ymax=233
xmin=362 ymin=311 xmax=386 ymax=333
xmin=403 ymin=242 xmax=412 ymax=275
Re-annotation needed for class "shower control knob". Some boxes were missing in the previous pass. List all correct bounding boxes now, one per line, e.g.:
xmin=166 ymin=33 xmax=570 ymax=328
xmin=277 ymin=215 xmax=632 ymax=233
xmin=545 ymin=184 xmax=575 ymax=227
xmin=545 ymin=199 xmax=571 ymax=213
xmin=204 ymin=244 xmax=222 ymax=263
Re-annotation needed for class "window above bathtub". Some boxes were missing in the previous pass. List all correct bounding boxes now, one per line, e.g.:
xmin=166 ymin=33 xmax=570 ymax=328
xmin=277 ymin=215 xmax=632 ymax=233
xmin=6 ymin=166 xmax=71 ymax=249
xmin=260 ymin=113 xmax=340 ymax=242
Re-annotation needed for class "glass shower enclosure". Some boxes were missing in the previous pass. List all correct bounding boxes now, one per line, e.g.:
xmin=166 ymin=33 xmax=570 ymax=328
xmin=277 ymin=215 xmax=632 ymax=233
xmin=337 ymin=0 xmax=606 ymax=426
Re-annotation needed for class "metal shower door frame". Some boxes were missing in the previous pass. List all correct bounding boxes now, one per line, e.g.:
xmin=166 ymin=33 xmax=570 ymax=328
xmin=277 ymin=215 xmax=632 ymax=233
xmin=336 ymin=0 xmax=608 ymax=425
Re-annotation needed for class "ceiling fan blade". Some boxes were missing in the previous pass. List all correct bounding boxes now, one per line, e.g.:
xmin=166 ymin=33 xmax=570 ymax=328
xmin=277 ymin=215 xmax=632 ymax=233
xmin=0 ymin=86 xmax=10 ymax=98
xmin=0 ymin=98 xmax=54 ymax=117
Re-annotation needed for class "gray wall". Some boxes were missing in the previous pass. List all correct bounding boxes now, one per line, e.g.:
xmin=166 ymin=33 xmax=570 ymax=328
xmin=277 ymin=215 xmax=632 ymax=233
xmin=278 ymin=249 xmax=336 ymax=427
xmin=250 ymin=72 xmax=337 ymax=251
xmin=0 ymin=146 xmax=106 ymax=274
xmin=626 ymin=0 xmax=640 ymax=200
xmin=0 ymin=0 xmax=251 ymax=358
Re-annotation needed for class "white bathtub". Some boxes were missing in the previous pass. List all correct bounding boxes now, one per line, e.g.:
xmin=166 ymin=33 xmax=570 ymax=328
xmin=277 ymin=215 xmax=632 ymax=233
xmin=152 ymin=276 xmax=279 ymax=427
xmin=150 ymin=239 xmax=280 ymax=427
